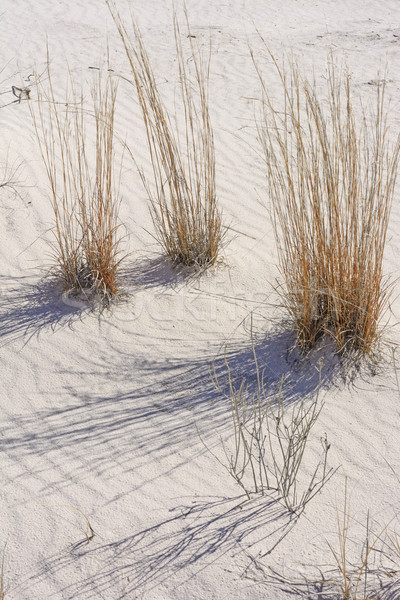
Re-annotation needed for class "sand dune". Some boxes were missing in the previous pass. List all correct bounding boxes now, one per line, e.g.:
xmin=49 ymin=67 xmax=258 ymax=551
xmin=1 ymin=1 xmax=400 ymax=598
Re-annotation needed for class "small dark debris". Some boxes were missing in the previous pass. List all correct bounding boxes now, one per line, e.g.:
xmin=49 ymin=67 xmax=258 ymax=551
xmin=11 ymin=86 xmax=31 ymax=102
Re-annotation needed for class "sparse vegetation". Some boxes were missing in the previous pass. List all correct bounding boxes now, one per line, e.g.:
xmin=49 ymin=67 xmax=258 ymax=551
xmin=0 ymin=544 xmax=6 ymax=600
xmin=31 ymin=58 xmax=124 ymax=304
xmin=320 ymin=479 xmax=390 ymax=600
xmin=107 ymin=2 xmax=224 ymax=269
xmin=253 ymin=47 xmax=400 ymax=355
xmin=380 ymin=462 xmax=400 ymax=575
xmin=265 ymin=479 xmax=394 ymax=599
xmin=0 ymin=156 xmax=23 ymax=197
xmin=198 ymin=328 xmax=335 ymax=512
xmin=2 ymin=5 xmax=400 ymax=600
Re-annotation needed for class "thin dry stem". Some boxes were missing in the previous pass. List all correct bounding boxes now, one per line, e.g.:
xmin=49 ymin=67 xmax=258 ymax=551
xmin=0 ymin=544 xmax=6 ymax=600
xmin=323 ymin=478 xmax=389 ymax=599
xmin=201 ymin=325 xmax=335 ymax=512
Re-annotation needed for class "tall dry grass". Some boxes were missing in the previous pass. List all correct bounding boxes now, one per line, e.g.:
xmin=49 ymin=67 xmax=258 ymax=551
xmin=31 ymin=60 xmax=124 ymax=303
xmin=253 ymin=48 xmax=400 ymax=355
xmin=107 ymin=2 xmax=223 ymax=268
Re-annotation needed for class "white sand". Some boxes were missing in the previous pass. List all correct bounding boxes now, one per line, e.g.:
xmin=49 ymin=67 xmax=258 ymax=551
xmin=1 ymin=1 xmax=400 ymax=598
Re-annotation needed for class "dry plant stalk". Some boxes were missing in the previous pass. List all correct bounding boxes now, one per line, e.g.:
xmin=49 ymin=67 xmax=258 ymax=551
xmin=108 ymin=2 xmax=223 ymax=268
xmin=31 ymin=59 xmax=123 ymax=303
xmin=0 ymin=544 xmax=6 ymax=600
xmin=65 ymin=505 xmax=95 ymax=543
xmin=323 ymin=479 xmax=387 ymax=600
xmin=199 ymin=333 xmax=335 ymax=512
xmin=0 ymin=156 xmax=23 ymax=197
xmin=253 ymin=48 xmax=400 ymax=354
xmin=0 ymin=552 xmax=6 ymax=600
xmin=380 ymin=461 xmax=400 ymax=572
xmin=48 ymin=504 xmax=95 ymax=544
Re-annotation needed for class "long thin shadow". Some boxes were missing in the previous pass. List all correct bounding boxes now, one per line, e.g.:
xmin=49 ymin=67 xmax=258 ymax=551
xmin=0 ymin=322 xmax=349 ymax=495
xmin=20 ymin=494 xmax=299 ymax=599
xmin=0 ymin=275 xmax=85 ymax=346
xmin=211 ymin=320 xmax=345 ymax=404
xmin=381 ymin=581 xmax=400 ymax=600
xmin=264 ymin=564 xmax=400 ymax=600
xmin=0 ymin=324 xmax=342 ymax=480
xmin=261 ymin=566 xmax=334 ymax=599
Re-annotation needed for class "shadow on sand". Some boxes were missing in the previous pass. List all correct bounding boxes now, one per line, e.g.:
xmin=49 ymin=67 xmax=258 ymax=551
xmin=20 ymin=493 xmax=300 ymax=599
xmin=0 ymin=275 xmax=87 ymax=346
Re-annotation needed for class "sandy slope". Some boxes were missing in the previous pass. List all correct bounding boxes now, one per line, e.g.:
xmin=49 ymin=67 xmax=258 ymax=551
xmin=1 ymin=1 xmax=400 ymax=598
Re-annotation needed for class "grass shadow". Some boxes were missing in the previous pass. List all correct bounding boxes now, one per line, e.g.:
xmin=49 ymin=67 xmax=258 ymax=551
xmin=0 ymin=316 xmax=356 ymax=487
xmin=251 ymin=563 xmax=400 ymax=600
xmin=21 ymin=493 xmax=299 ymax=599
xmin=0 ymin=275 xmax=87 ymax=346
xmin=122 ymin=254 xmax=211 ymax=290
xmin=211 ymin=321 xmax=341 ymax=407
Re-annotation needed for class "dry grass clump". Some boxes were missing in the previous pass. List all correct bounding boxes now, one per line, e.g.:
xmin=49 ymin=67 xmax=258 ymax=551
xmin=253 ymin=48 xmax=400 ymax=355
xmin=108 ymin=2 xmax=223 ymax=268
xmin=31 ymin=60 xmax=124 ymax=304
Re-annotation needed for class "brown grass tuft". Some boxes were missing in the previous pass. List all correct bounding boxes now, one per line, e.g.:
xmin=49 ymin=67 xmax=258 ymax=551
xmin=31 ymin=56 xmax=124 ymax=304
xmin=107 ymin=2 xmax=224 ymax=268
xmin=253 ymin=47 xmax=400 ymax=355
